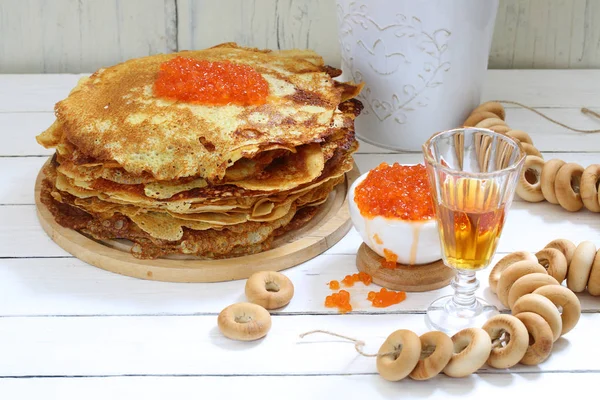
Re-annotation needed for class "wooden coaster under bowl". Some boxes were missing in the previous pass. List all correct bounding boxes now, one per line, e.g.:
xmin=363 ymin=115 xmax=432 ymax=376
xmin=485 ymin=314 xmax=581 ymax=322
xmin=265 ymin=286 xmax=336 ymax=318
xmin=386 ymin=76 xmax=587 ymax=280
xmin=356 ymin=243 xmax=456 ymax=292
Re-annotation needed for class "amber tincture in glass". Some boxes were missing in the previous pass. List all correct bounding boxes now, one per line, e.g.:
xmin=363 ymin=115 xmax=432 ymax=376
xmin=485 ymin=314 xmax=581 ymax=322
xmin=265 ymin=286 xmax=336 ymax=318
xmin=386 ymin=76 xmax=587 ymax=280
xmin=435 ymin=177 xmax=505 ymax=271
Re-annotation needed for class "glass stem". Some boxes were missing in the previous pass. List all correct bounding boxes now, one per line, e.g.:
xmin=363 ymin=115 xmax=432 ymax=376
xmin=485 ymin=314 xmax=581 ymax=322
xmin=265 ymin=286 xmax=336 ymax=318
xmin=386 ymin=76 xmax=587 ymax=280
xmin=451 ymin=270 xmax=479 ymax=308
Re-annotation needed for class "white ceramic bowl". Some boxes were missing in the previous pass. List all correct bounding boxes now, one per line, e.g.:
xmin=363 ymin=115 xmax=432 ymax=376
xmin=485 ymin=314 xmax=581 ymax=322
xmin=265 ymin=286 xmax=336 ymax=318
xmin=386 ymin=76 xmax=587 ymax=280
xmin=348 ymin=170 xmax=442 ymax=265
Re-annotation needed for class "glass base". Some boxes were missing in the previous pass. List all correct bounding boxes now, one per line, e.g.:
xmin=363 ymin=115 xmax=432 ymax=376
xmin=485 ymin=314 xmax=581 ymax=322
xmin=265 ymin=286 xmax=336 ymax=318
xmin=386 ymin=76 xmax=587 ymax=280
xmin=425 ymin=295 xmax=499 ymax=335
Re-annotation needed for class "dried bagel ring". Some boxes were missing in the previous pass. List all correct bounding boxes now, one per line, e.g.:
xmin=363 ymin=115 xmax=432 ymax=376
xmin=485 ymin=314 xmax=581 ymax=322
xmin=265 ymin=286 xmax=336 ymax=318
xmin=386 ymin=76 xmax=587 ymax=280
xmin=521 ymin=143 xmax=543 ymax=158
xmin=541 ymin=159 xmax=566 ymax=204
xmin=567 ymin=241 xmax=597 ymax=292
xmin=555 ymin=163 xmax=585 ymax=211
xmin=476 ymin=117 xmax=507 ymax=129
xmin=245 ymin=271 xmax=294 ymax=310
xmin=533 ymin=285 xmax=581 ymax=335
xmin=217 ymin=302 xmax=272 ymax=341
xmin=507 ymin=273 xmax=560 ymax=309
xmin=587 ymin=250 xmax=600 ymax=296
xmin=544 ymin=239 xmax=576 ymax=266
xmin=489 ymin=251 xmax=538 ymax=294
xmin=514 ymin=312 xmax=553 ymax=365
xmin=488 ymin=125 xmax=512 ymax=134
xmin=512 ymin=293 xmax=563 ymax=342
xmin=516 ymin=156 xmax=545 ymax=202
xmin=464 ymin=111 xmax=499 ymax=127
xmin=376 ymin=329 xmax=422 ymax=381
xmin=472 ymin=101 xmax=506 ymax=120
xmin=496 ymin=260 xmax=547 ymax=308
xmin=581 ymin=164 xmax=600 ymax=212
xmin=443 ymin=328 xmax=492 ymax=378
xmin=535 ymin=248 xmax=568 ymax=282
xmin=482 ymin=314 xmax=529 ymax=369
xmin=506 ymin=130 xmax=533 ymax=145
xmin=409 ymin=331 xmax=454 ymax=380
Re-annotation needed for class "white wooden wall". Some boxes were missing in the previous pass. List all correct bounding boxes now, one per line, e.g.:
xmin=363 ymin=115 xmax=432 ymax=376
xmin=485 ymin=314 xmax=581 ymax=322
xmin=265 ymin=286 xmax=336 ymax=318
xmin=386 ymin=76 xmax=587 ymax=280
xmin=0 ymin=0 xmax=599 ymax=73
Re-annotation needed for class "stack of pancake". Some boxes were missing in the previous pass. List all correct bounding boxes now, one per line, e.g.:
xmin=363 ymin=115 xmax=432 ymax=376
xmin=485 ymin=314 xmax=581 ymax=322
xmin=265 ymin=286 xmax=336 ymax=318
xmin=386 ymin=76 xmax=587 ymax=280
xmin=37 ymin=43 xmax=362 ymax=259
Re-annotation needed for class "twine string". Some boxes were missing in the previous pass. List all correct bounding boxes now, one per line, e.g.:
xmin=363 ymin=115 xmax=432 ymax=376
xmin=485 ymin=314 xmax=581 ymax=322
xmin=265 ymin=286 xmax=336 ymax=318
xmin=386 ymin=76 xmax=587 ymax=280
xmin=491 ymin=100 xmax=600 ymax=133
xmin=299 ymin=330 xmax=507 ymax=358
xmin=582 ymin=107 xmax=600 ymax=120
xmin=299 ymin=329 xmax=401 ymax=358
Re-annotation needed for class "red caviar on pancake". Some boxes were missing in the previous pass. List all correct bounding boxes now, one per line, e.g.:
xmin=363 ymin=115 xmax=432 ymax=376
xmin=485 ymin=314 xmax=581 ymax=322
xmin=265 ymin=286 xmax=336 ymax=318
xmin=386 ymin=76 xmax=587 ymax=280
xmin=354 ymin=162 xmax=435 ymax=221
xmin=154 ymin=57 xmax=269 ymax=105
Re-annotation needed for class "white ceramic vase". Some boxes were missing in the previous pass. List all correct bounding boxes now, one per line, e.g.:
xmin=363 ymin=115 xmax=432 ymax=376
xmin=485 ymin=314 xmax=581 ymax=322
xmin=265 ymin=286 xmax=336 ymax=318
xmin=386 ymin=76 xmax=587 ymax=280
xmin=336 ymin=0 xmax=499 ymax=151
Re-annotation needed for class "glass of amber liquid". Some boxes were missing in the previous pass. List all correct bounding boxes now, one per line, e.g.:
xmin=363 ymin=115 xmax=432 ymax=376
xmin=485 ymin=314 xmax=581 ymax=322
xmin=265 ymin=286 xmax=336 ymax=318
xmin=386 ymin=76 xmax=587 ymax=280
xmin=422 ymin=127 xmax=525 ymax=333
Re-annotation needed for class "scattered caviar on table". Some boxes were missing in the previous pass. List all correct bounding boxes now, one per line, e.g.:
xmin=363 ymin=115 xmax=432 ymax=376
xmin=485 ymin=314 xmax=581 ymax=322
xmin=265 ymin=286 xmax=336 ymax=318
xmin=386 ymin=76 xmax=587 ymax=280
xmin=324 ymin=273 xmax=373 ymax=313
xmin=367 ymin=288 xmax=407 ymax=308
xmin=325 ymin=290 xmax=352 ymax=314
xmin=341 ymin=274 xmax=356 ymax=287
xmin=359 ymin=272 xmax=372 ymax=285
xmin=354 ymin=162 xmax=435 ymax=221
xmin=340 ymin=272 xmax=372 ymax=287
xmin=154 ymin=56 xmax=269 ymax=105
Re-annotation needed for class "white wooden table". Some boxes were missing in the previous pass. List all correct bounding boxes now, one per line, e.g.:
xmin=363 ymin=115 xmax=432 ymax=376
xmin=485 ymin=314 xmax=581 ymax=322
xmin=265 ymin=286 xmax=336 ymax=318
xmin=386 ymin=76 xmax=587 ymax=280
xmin=1 ymin=70 xmax=599 ymax=399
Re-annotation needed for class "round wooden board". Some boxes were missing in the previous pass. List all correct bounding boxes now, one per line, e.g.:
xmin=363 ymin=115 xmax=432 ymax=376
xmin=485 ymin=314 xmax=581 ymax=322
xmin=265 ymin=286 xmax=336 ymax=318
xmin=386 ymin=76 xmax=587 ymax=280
xmin=356 ymin=243 xmax=456 ymax=292
xmin=35 ymin=160 xmax=360 ymax=283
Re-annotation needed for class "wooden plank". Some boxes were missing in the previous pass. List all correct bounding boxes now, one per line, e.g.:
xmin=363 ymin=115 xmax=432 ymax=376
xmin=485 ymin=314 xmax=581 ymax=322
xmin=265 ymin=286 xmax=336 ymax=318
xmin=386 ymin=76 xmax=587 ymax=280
xmin=0 ymin=74 xmax=87 ymax=112
xmin=0 ymin=373 xmax=598 ymax=399
xmin=177 ymin=0 xmax=341 ymax=66
xmin=0 ymin=205 xmax=69 ymax=258
xmin=0 ymin=113 xmax=55 ymax=156
xmin=0 ymin=156 xmax=46 ymax=204
xmin=490 ymin=0 xmax=586 ymax=68
xmin=178 ymin=0 xmax=600 ymax=70
xmin=483 ymin=70 xmax=600 ymax=108
xmin=2 ymin=155 xmax=599 ymax=257
xmin=0 ymin=314 xmax=597 ymax=376
xmin=1 ymin=373 xmax=599 ymax=400
xmin=569 ymin=0 xmax=600 ymax=69
xmin=1 ymin=254 xmax=598 ymax=317
xmin=0 ymin=0 xmax=599 ymax=73
xmin=2 ymin=152 xmax=600 ymax=205
xmin=1 ymin=70 xmax=599 ymax=113
xmin=356 ymin=107 xmax=600 ymax=154
xmin=0 ymin=0 xmax=176 ymax=73
xmin=490 ymin=0 xmax=583 ymax=69
xmin=1 ymin=70 xmax=599 ymax=114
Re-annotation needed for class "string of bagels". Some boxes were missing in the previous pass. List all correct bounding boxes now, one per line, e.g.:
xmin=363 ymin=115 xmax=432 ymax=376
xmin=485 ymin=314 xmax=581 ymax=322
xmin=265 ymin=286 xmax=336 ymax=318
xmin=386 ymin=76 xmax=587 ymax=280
xmin=465 ymin=101 xmax=600 ymax=213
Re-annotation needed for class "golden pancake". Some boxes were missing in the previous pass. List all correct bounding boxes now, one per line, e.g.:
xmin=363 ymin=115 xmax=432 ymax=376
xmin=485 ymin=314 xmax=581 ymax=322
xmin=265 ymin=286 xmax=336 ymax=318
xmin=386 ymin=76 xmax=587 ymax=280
xmin=40 ymin=179 xmax=299 ymax=259
xmin=60 ymin=141 xmax=324 ymax=195
xmin=44 ymin=44 xmax=361 ymax=181
xmin=47 ymin=102 xmax=357 ymax=190
xmin=227 ymin=142 xmax=324 ymax=191
xmin=50 ymin=141 xmax=354 ymax=217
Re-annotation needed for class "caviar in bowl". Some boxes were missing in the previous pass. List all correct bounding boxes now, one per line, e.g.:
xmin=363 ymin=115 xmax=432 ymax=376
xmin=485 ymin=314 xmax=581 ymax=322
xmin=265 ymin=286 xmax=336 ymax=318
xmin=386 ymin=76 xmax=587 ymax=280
xmin=348 ymin=162 xmax=442 ymax=265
